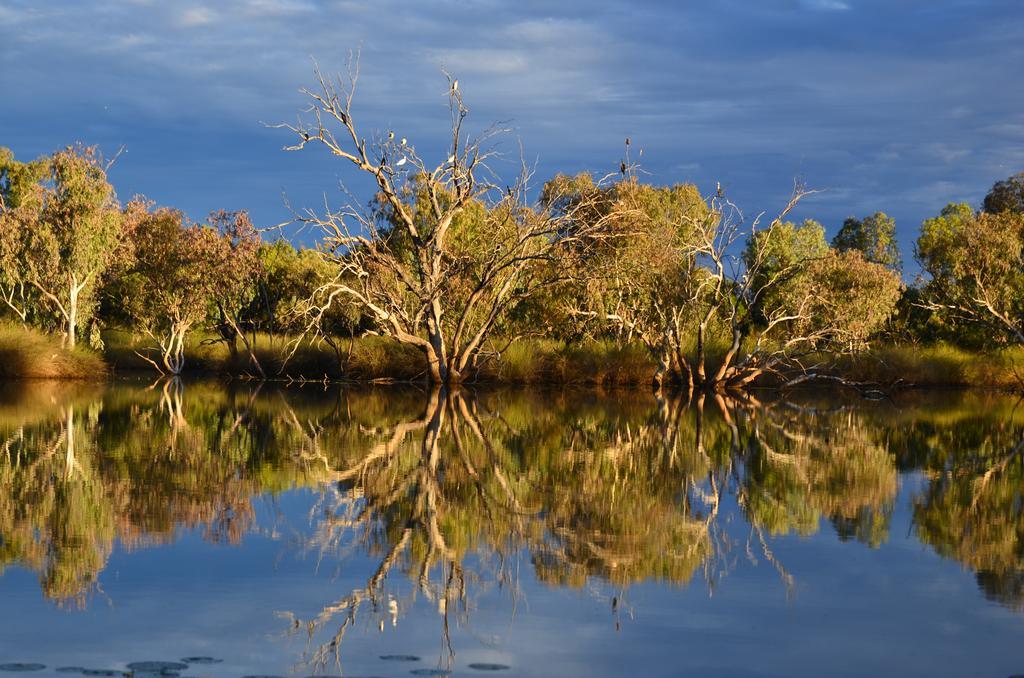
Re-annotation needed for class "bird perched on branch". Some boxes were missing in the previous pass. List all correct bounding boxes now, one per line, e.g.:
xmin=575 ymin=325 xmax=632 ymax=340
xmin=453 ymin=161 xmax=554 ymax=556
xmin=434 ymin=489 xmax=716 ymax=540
xmin=716 ymin=181 xmax=724 ymax=198
xmin=620 ymin=161 xmax=627 ymax=175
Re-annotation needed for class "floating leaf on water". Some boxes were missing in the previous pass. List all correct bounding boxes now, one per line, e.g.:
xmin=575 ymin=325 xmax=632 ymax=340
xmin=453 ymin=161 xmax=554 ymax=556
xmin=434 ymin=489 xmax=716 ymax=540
xmin=180 ymin=657 xmax=222 ymax=665
xmin=410 ymin=670 xmax=450 ymax=677
xmin=0 ymin=666 xmax=45 ymax=673
xmin=380 ymin=655 xmax=420 ymax=662
xmin=126 ymin=663 xmax=188 ymax=674
xmin=468 ymin=664 xmax=510 ymax=671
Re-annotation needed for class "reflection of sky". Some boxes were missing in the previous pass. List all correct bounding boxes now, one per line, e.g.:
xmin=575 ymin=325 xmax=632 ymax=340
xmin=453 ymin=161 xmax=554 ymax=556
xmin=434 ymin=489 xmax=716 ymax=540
xmin=2 ymin=483 xmax=1023 ymax=677
xmin=2 ymin=1 xmax=1023 ymax=273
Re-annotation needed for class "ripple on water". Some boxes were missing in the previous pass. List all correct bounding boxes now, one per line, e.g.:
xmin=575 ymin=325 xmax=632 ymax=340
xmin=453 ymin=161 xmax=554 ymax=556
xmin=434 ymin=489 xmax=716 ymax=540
xmin=380 ymin=655 xmax=421 ymax=662
xmin=468 ymin=664 xmax=510 ymax=671
xmin=181 ymin=657 xmax=222 ymax=665
xmin=410 ymin=670 xmax=451 ymax=677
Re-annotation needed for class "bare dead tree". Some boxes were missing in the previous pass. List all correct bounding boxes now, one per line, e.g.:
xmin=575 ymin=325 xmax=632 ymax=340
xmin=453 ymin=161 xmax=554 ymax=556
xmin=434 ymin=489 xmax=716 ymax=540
xmin=274 ymin=53 xmax=616 ymax=385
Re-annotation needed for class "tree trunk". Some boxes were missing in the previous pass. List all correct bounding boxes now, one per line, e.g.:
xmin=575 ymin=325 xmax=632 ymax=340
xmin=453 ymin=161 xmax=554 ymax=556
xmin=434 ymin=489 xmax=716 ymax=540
xmin=67 ymin=281 xmax=78 ymax=349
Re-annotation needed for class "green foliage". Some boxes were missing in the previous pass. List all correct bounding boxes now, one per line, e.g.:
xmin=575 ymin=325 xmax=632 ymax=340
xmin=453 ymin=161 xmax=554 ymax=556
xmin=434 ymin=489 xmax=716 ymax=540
xmin=112 ymin=204 xmax=262 ymax=373
xmin=983 ymin=171 xmax=1024 ymax=214
xmin=0 ymin=146 xmax=127 ymax=346
xmin=744 ymin=219 xmax=830 ymax=322
xmin=832 ymin=211 xmax=902 ymax=273
xmin=785 ymin=249 xmax=903 ymax=350
xmin=537 ymin=173 xmax=711 ymax=343
xmin=917 ymin=203 xmax=1024 ymax=345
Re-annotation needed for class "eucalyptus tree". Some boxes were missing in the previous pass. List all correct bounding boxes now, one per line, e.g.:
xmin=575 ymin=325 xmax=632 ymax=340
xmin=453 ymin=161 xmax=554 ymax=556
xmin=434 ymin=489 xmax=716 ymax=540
xmin=0 ymin=148 xmax=47 ymax=322
xmin=917 ymin=203 xmax=1024 ymax=345
xmin=831 ymin=211 xmax=902 ymax=273
xmin=276 ymin=57 xmax=609 ymax=385
xmin=0 ymin=146 xmax=127 ymax=347
xmin=983 ymin=171 xmax=1024 ymax=215
xmin=119 ymin=204 xmax=262 ymax=375
xmin=546 ymin=176 xmax=901 ymax=391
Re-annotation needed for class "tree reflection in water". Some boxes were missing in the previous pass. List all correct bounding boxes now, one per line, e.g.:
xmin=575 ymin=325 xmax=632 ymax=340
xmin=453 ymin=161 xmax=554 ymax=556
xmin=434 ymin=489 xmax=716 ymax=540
xmin=0 ymin=382 xmax=1021 ymax=668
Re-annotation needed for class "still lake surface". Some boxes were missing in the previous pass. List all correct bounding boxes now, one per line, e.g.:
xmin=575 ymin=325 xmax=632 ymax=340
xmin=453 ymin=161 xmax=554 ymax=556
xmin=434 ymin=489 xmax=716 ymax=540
xmin=1 ymin=380 xmax=1022 ymax=677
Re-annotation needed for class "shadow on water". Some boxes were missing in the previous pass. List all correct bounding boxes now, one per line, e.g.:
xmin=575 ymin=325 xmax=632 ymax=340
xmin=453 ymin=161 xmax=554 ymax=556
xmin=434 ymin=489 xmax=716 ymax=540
xmin=0 ymin=380 xmax=1022 ymax=671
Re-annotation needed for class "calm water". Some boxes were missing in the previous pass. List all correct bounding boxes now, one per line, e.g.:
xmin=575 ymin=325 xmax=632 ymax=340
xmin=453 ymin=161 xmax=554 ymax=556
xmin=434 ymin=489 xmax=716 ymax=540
xmin=1 ymin=380 xmax=1022 ymax=677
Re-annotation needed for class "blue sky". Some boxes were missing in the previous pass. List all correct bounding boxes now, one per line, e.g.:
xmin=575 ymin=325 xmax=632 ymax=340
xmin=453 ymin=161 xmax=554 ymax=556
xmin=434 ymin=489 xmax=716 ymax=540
xmin=2 ymin=0 xmax=1022 ymax=269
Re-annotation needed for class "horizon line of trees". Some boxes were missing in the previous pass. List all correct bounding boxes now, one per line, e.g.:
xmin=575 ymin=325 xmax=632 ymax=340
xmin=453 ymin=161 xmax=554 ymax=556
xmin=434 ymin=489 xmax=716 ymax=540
xmin=1 ymin=70 xmax=1022 ymax=388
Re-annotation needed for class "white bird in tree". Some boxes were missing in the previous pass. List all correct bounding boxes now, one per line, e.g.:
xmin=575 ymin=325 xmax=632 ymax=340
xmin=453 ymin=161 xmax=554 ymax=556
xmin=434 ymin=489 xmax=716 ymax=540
xmin=388 ymin=131 xmax=394 ymax=141
xmin=397 ymin=156 xmax=408 ymax=167
xmin=452 ymin=79 xmax=458 ymax=93
xmin=447 ymin=154 xmax=455 ymax=164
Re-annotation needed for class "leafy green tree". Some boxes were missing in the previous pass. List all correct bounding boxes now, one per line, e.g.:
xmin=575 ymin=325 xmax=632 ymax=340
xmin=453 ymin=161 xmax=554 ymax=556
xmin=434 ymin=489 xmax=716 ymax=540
xmin=541 ymin=174 xmax=709 ymax=330
xmin=118 ymin=205 xmax=260 ymax=374
xmin=782 ymin=249 xmax=904 ymax=351
xmin=917 ymin=203 xmax=1024 ymax=344
xmin=832 ymin=211 xmax=902 ymax=273
xmin=744 ymin=219 xmax=830 ymax=323
xmin=983 ymin=171 xmax=1024 ymax=214
xmin=205 ymin=210 xmax=264 ymax=376
xmin=0 ymin=146 xmax=127 ymax=347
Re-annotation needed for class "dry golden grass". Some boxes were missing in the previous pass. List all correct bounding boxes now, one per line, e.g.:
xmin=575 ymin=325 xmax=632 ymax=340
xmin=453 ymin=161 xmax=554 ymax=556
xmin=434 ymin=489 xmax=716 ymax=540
xmin=0 ymin=323 xmax=107 ymax=379
xmin=827 ymin=344 xmax=1024 ymax=390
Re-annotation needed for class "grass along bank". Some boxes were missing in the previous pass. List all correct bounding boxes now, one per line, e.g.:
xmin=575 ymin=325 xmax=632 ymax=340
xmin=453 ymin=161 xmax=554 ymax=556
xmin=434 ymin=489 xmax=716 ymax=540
xmin=2 ymin=323 xmax=1023 ymax=390
xmin=0 ymin=324 xmax=107 ymax=379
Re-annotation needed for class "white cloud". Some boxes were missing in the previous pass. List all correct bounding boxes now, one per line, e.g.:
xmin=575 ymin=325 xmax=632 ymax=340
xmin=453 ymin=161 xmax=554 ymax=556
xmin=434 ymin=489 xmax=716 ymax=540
xmin=799 ymin=0 xmax=851 ymax=10
xmin=178 ymin=6 xmax=216 ymax=27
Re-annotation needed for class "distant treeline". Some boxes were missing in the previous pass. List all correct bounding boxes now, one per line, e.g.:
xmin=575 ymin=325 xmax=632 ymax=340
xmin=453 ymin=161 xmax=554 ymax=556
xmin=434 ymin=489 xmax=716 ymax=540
xmin=1 ymin=134 xmax=1022 ymax=388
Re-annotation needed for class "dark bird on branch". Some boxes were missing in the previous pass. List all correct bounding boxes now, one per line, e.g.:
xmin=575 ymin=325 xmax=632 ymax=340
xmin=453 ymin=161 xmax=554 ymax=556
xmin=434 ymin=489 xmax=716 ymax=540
xmin=620 ymin=162 xmax=627 ymax=175
xmin=716 ymin=181 xmax=724 ymax=198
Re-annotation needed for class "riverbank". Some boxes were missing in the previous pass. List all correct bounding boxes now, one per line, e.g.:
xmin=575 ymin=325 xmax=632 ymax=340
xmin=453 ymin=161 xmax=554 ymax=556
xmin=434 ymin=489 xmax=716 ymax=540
xmin=1 ymin=323 xmax=1022 ymax=390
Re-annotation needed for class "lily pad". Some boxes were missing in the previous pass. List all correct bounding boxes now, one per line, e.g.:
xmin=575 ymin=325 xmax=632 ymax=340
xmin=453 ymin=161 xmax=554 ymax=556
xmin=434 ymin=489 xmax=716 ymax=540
xmin=468 ymin=664 xmax=510 ymax=672
xmin=380 ymin=655 xmax=420 ymax=662
xmin=126 ymin=663 xmax=187 ymax=674
xmin=0 ymin=666 xmax=45 ymax=673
